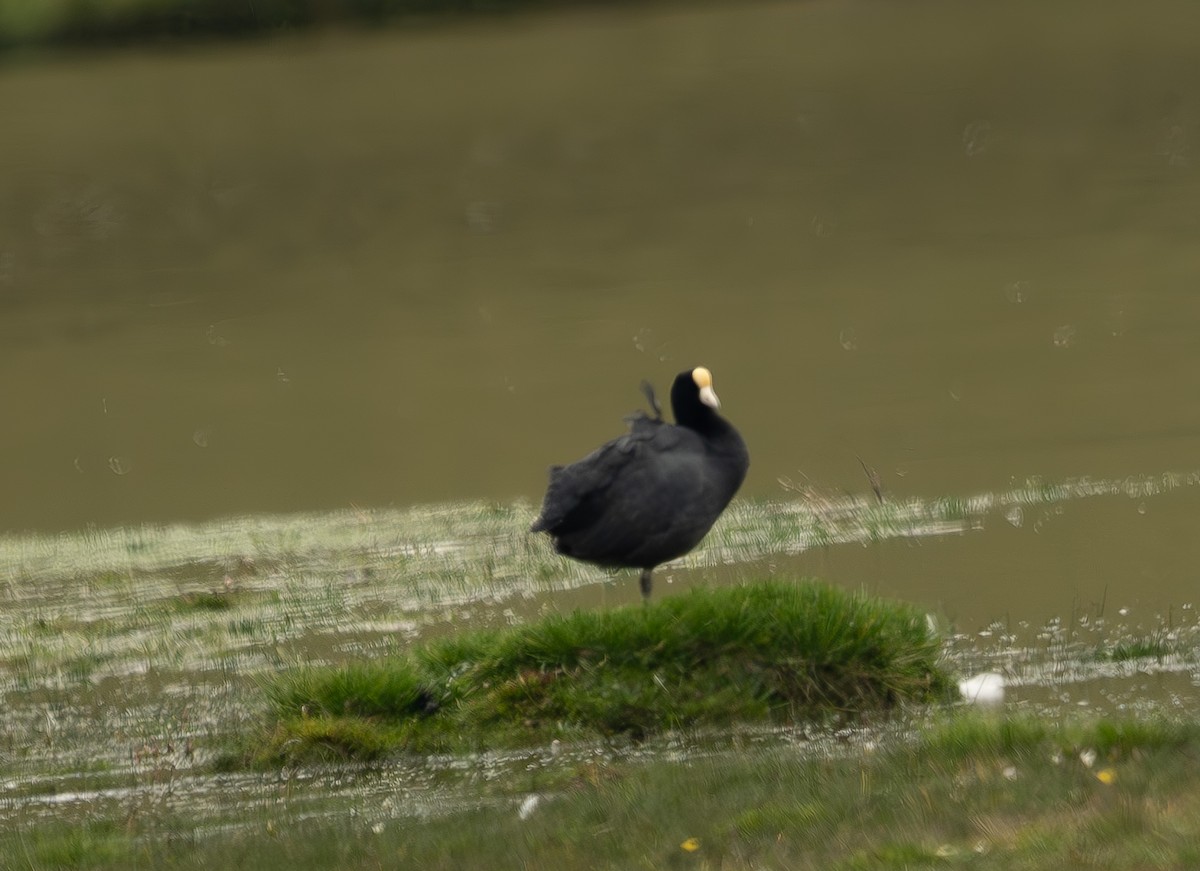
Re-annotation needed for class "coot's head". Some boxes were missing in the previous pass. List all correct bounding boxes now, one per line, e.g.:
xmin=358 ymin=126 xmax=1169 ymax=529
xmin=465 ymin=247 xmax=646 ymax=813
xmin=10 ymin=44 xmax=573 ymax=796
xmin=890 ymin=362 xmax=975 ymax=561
xmin=671 ymin=366 xmax=722 ymax=428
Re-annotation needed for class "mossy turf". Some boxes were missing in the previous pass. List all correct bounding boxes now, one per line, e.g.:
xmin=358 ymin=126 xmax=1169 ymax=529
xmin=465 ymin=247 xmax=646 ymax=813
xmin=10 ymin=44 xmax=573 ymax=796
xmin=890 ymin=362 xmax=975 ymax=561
xmin=251 ymin=581 xmax=953 ymax=764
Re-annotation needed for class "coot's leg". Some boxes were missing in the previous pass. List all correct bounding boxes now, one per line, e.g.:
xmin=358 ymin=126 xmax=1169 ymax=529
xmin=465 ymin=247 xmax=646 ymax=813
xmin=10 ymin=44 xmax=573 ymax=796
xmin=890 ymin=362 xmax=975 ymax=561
xmin=639 ymin=568 xmax=653 ymax=601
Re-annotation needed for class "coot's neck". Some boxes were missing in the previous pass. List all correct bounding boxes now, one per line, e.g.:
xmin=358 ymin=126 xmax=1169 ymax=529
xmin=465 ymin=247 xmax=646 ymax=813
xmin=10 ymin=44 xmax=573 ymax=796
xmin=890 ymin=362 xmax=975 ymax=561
xmin=670 ymin=376 xmax=750 ymax=494
xmin=672 ymin=401 xmax=722 ymax=433
xmin=671 ymin=384 xmax=740 ymax=446
xmin=683 ymin=409 xmax=747 ymax=458
xmin=672 ymin=394 xmax=750 ymax=499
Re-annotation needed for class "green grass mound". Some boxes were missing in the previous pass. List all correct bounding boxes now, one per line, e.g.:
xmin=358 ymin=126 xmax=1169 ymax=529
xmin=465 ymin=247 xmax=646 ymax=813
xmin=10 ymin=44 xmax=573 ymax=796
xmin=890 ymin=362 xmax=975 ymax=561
xmin=253 ymin=581 xmax=953 ymax=764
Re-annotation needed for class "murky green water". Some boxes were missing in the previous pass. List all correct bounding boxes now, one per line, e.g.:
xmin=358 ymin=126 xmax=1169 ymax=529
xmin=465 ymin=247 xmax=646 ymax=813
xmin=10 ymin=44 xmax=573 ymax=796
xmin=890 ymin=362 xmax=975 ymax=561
xmin=3 ymin=0 xmax=1199 ymax=620
xmin=3 ymin=0 xmax=1200 ymax=847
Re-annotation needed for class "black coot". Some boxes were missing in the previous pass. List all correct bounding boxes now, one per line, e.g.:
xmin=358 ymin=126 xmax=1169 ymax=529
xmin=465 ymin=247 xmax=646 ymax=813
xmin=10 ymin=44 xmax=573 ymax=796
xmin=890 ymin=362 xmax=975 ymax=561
xmin=531 ymin=366 xmax=750 ymax=599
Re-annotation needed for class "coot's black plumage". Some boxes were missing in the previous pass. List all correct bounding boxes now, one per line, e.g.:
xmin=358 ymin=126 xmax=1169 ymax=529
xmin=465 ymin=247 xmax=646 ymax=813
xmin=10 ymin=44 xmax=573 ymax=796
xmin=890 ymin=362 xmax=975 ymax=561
xmin=531 ymin=367 xmax=750 ymax=599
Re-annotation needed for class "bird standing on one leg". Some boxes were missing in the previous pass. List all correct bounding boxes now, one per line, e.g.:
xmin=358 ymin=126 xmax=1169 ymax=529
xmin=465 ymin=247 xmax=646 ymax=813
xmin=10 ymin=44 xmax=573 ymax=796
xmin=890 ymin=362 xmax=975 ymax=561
xmin=531 ymin=366 xmax=750 ymax=600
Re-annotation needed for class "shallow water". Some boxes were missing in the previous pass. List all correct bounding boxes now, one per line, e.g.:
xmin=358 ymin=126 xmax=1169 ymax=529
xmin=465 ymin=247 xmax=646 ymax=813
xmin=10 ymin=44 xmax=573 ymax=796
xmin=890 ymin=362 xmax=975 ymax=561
xmin=3 ymin=0 xmax=1200 ymax=843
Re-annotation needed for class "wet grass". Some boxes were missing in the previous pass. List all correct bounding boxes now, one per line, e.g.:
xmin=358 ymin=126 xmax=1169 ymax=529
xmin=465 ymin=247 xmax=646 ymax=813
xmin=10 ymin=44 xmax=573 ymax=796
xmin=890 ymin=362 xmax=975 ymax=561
xmin=176 ymin=590 xmax=236 ymax=612
xmin=9 ymin=715 xmax=1200 ymax=870
xmin=7 ymin=820 xmax=139 ymax=870
xmin=251 ymin=581 xmax=953 ymax=764
xmin=1096 ymin=635 xmax=1175 ymax=664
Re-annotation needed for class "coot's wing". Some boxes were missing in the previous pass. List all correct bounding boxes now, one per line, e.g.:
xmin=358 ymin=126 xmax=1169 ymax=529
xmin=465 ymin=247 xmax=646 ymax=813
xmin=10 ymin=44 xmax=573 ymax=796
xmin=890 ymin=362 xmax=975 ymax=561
xmin=530 ymin=413 xmax=681 ymax=534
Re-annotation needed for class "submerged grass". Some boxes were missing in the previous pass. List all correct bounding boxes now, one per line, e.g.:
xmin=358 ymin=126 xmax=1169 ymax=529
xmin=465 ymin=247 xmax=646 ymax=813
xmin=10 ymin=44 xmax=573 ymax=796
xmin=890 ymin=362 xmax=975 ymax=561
xmin=1096 ymin=634 xmax=1175 ymax=663
xmin=252 ymin=581 xmax=953 ymax=763
xmin=11 ymin=715 xmax=1200 ymax=870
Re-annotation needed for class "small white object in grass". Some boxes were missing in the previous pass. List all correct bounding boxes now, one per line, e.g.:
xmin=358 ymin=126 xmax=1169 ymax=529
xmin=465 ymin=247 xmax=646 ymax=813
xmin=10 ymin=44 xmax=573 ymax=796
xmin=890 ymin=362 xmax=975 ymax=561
xmin=1079 ymin=749 xmax=1097 ymax=768
xmin=518 ymin=794 xmax=541 ymax=821
xmin=958 ymin=672 xmax=1005 ymax=707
